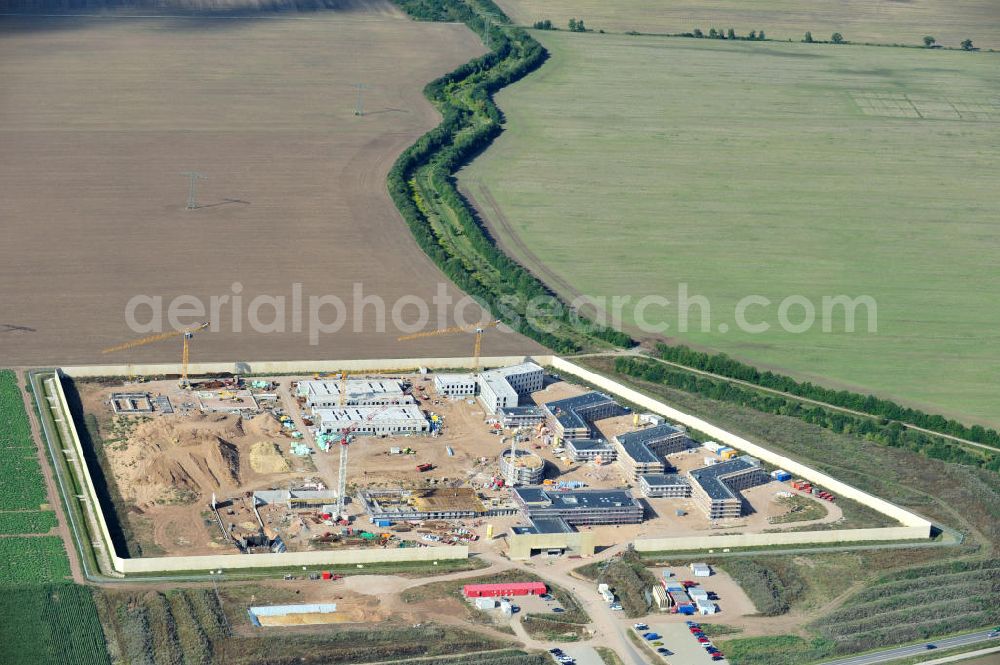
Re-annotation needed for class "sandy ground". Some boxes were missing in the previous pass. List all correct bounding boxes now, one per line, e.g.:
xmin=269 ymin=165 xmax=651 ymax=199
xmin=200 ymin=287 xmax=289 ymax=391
xmin=0 ymin=8 xmax=543 ymax=366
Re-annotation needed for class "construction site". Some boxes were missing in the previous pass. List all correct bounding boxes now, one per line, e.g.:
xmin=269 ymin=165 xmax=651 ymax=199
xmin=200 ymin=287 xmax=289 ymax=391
xmin=69 ymin=348 xmax=851 ymax=563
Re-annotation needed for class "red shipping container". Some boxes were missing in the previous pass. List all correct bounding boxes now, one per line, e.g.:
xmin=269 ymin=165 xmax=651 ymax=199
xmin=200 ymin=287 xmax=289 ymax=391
xmin=463 ymin=582 xmax=547 ymax=598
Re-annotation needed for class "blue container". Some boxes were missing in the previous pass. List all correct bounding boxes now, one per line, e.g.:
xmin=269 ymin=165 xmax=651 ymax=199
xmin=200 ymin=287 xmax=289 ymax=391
xmin=376 ymin=520 xmax=392 ymax=528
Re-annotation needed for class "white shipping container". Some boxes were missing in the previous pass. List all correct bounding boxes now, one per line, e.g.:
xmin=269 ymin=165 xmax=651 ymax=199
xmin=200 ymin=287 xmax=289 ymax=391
xmin=475 ymin=598 xmax=497 ymax=610
xmin=702 ymin=441 xmax=723 ymax=453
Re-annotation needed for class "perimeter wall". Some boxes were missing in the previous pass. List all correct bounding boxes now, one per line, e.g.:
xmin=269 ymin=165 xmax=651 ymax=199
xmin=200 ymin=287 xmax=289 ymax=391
xmin=53 ymin=353 xmax=932 ymax=572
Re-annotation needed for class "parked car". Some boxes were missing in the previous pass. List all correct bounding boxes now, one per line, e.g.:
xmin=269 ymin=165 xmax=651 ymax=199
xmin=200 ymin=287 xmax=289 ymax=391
xmin=548 ymin=649 xmax=562 ymax=655
xmin=552 ymin=607 xmax=565 ymax=613
xmin=697 ymin=637 xmax=709 ymax=644
xmin=633 ymin=623 xmax=649 ymax=631
xmin=656 ymin=648 xmax=669 ymax=654
xmin=651 ymin=641 xmax=663 ymax=646
xmin=643 ymin=633 xmax=661 ymax=641
xmin=925 ymin=644 xmax=937 ymax=650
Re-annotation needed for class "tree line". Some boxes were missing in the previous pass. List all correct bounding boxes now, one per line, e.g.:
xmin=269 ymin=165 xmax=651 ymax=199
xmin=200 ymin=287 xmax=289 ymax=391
xmin=389 ymin=0 xmax=632 ymax=353
xmin=614 ymin=355 xmax=1000 ymax=473
xmin=652 ymin=343 xmax=1000 ymax=450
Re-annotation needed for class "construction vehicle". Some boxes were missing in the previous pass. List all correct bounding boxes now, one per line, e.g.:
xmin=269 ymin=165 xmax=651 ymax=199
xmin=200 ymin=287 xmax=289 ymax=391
xmin=102 ymin=321 xmax=209 ymax=387
xmin=397 ymin=321 xmax=500 ymax=375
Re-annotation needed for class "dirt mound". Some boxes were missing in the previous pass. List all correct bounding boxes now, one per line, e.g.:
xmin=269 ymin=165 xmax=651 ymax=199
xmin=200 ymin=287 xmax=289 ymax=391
xmin=115 ymin=415 xmax=251 ymax=506
xmin=249 ymin=441 xmax=290 ymax=474
xmin=245 ymin=413 xmax=283 ymax=439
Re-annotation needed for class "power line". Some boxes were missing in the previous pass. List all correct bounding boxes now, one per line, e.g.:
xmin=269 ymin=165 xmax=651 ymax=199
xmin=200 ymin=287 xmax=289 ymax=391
xmin=181 ymin=171 xmax=206 ymax=210
xmin=353 ymin=82 xmax=369 ymax=116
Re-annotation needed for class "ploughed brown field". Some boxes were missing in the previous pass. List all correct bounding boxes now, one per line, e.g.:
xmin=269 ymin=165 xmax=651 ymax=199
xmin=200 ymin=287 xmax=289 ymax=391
xmin=0 ymin=4 xmax=544 ymax=366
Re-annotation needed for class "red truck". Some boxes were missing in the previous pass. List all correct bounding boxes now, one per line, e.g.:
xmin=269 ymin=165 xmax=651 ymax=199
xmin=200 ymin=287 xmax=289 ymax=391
xmin=417 ymin=463 xmax=434 ymax=472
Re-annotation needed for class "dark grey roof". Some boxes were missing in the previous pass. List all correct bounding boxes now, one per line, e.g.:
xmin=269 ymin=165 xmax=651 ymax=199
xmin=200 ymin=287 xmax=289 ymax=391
xmin=544 ymin=392 xmax=618 ymax=430
xmin=619 ymin=439 xmax=661 ymax=464
xmin=689 ymin=456 xmax=760 ymax=501
xmin=640 ymin=473 xmax=689 ymax=487
xmin=513 ymin=486 xmax=549 ymax=505
xmin=544 ymin=391 xmax=615 ymax=412
xmin=566 ymin=438 xmax=612 ymax=451
xmin=499 ymin=406 xmax=545 ymax=416
xmin=513 ymin=487 xmax=638 ymax=510
xmin=528 ymin=517 xmax=574 ymax=534
xmin=616 ymin=423 xmax=684 ymax=446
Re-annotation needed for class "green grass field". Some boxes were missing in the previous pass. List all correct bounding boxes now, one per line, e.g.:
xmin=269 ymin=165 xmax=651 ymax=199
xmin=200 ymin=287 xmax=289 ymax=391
xmin=0 ymin=370 xmax=110 ymax=665
xmin=460 ymin=33 xmax=1000 ymax=426
xmin=493 ymin=0 xmax=1000 ymax=50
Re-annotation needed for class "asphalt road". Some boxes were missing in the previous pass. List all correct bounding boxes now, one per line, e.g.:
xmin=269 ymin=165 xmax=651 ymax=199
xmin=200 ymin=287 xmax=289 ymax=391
xmin=819 ymin=630 xmax=1000 ymax=665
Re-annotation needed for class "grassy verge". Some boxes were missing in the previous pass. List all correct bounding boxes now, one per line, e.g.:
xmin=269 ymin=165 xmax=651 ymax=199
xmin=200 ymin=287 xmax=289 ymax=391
xmin=595 ymin=646 xmax=625 ymax=665
xmin=388 ymin=0 xmax=631 ymax=353
xmin=768 ymin=495 xmax=828 ymax=525
xmin=578 ymin=552 xmax=656 ymax=618
xmin=613 ymin=356 xmax=998 ymax=474
xmin=698 ymin=624 xmax=743 ymax=638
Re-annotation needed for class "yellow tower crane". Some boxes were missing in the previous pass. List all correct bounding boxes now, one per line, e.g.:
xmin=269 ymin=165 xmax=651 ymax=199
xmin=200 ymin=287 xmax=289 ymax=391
xmin=397 ymin=321 xmax=499 ymax=375
xmin=102 ymin=322 xmax=210 ymax=387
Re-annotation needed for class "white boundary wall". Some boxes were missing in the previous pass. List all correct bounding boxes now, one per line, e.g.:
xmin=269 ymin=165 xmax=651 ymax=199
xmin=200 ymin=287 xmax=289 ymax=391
xmin=53 ymin=353 xmax=931 ymax=571
xmin=118 ymin=543 xmax=469 ymax=574
xmin=59 ymin=355 xmax=555 ymax=379
xmin=549 ymin=357 xmax=934 ymax=548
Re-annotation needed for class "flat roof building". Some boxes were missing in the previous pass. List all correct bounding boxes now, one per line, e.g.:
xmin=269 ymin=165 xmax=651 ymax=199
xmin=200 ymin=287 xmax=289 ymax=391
xmin=358 ymin=488 xmax=488 ymax=521
xmin=638 ymin=473 xmax=692 ymax=498
xmin=544 ymin=392 xmax=626 ymax=440
xmin=564 ymin=438 xmax=617 ymax=463
xmin=615 ymin=438 xmax=665 ymax=480
xmin=478 ymin=362 xmax=545 ymax=414
xmin=298 ymin=379 xmax=411 ymax=408
xmin=616 ymin=423 xmax=692 ymax=456
xmin=512 ymin=487 xmax=643 ymax=526
xmin=688 ymin=455 xmax=769 ymax=519
xmin=434 ymin=373 xmax=477 ymax=397
xmin=315 ymin=405 xmax=429 ymax=436
xmin=498 ymin=405 xmax=547 ymax=428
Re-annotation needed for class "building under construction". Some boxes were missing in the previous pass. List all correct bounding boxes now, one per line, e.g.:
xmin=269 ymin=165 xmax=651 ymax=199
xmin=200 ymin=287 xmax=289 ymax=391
xmin=297 ymin=379 xmax=413 ymax=407
xmin=358 ymin=488 xmax=493 ymax=521
xmin=543 ymin=392 xmax=626 ymax=440
xmin=315 ymin=405 xmax=429 ymax=436
xmin=499 ymin=449 xmax=546 ymax=485
xmin=689 ymin=455 xmax=769 ymax=519
xmin=512 ymin=487 xmax=644 ymax=527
